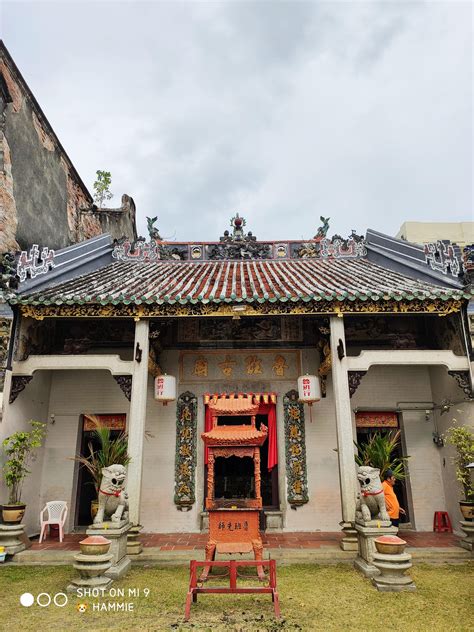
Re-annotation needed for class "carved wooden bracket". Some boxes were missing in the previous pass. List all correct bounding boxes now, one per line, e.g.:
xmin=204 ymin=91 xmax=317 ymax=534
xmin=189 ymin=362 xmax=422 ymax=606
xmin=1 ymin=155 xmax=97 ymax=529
xmin=448 ymin=371 xmax=472 ymax=397
xmin=9 ymin=375 xmax=33 ymax=404
xmin=348 ymin=371 xmax=367 ymax=398
xmin=113 ymin=375 xmax=132 ymax=401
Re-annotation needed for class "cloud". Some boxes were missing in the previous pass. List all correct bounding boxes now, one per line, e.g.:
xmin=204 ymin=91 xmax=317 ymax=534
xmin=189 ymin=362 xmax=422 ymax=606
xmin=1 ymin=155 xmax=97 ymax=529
xmin=3 ymin=1 xmax=472 ymax=241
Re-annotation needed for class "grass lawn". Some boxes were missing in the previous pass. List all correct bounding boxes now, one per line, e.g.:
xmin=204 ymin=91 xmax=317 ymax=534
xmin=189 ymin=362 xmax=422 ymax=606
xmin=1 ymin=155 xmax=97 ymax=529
xmin=0 ymin=563 xmax=472 ymax=631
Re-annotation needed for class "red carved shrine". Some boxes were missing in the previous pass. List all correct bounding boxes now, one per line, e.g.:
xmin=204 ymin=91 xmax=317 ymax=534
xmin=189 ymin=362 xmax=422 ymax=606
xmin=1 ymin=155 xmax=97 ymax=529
xmin=201 ymin=395 xmax=268 ymax=579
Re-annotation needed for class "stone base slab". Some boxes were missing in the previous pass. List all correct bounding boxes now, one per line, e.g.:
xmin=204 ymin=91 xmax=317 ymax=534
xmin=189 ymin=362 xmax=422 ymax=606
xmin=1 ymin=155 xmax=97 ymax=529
xmin=372 ymin=551 xmax=416 ymax=592
xmin=0 ymin=523 xmax=26 ymax=555
xmin=68 ymin=552 xmax=113 ymax=593
xmin=459 ymin=521 xmax=473 ymax=553
xmin=340 ymin=521 xmax=358 ymax=551
xmin=354 ymin=522 xmax=398 ymax=577
xmin=354 ymin=556 xmax=379 ymax=578
xmin=265 ymin=511 xmax=283 ymax=532
xmin=200 ymin=511 xmax=209 ymax=533
xmin=105 ymin=554 xmax=131 ymax=579
xmin=87 ymin=521 xmax=131 ymax=579
xmin=372 ymin=580 xmax=416 ymax=592
xmin=127 ymin=524 xmax=143 ymax=555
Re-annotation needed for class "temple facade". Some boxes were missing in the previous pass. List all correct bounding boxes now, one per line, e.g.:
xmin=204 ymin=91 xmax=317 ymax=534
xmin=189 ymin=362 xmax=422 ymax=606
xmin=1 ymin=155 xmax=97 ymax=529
xmin=1 ymin=215 xmax=473 ymax=544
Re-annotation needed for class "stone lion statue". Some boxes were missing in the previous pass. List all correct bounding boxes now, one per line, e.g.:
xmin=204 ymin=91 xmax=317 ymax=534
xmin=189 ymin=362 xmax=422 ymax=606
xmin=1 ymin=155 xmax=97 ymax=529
xmin=94 ymin=464 xmax=129 ymax=524
xmin=355 ymin=465 xmax=390 ymax=523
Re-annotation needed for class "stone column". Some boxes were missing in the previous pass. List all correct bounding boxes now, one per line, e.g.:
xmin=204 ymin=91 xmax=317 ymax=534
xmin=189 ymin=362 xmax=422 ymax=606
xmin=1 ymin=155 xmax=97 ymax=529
xmin=329 ymin=315 xmax=358 ymax=550
xmin=127 ymin=319 xmax=150 ymax=525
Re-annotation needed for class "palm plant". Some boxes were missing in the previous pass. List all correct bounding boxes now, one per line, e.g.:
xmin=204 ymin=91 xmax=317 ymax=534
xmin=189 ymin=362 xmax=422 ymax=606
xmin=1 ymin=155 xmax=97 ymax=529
xmin=354 ymin=430 xmax=409 ymax=480
xmin=73 ymin=416 xmax=130 ymax=495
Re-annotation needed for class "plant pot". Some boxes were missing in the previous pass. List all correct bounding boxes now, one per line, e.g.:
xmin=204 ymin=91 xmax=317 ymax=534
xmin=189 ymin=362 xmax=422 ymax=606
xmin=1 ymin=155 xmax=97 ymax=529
xmin=459 ymin=501 xmax=474 ymax=521
xmin=79 ymin=535 xmax=111 ymax=555
xmin=49 ymin=524 xmax=60 ymax=538
xmin=374 ymin=535 xmax=407 ymax=555
xmin=91 ymin=500 xmax=99 ymax=521
xmin=2 ymin=504 xmax=26 ymax=524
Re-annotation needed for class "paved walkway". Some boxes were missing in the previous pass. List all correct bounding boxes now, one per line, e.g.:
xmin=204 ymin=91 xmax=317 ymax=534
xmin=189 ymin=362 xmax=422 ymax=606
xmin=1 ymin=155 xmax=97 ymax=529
xmin=11 ymin=530 xmax=469 ymax=566
xmin=29 ymin=530 xmax=460 ymax=552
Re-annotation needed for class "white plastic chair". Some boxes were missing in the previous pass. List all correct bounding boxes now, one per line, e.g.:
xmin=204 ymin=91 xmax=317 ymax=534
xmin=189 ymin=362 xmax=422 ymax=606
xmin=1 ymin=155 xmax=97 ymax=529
xmin=39 ymin=501 xmax=68 ymax=543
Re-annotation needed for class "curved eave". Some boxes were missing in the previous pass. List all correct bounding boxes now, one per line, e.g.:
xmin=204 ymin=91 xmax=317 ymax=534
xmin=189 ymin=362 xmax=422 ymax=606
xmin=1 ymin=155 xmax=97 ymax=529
xmin=9 ymin=289 xmax=472 ymax=308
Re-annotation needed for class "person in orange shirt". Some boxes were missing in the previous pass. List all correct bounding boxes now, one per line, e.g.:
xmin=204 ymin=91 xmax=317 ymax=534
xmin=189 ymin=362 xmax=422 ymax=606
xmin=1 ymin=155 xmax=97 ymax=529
xmin=382 ymin=469 xmax=406 ymax=527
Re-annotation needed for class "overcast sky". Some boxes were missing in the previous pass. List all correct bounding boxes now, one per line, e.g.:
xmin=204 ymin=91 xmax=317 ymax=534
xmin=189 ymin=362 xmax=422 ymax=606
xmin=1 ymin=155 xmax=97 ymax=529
xmin=2 ymin=1 xmax=472 ymax=241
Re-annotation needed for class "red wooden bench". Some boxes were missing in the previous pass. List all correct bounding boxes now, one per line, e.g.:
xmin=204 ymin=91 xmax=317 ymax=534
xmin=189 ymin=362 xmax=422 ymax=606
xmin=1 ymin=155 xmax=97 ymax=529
xmin=184 ymin=559 xmax=281 ymax=621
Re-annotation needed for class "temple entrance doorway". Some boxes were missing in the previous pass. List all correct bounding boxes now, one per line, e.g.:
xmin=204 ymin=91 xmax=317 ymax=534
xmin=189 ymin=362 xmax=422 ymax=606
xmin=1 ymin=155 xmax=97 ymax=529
xmin=355 ymin=412 xmax=410 ymax=523
xmin=205 ymin=414 xmax=279 ymax=512
xmin=74 ymin=414 xmax=127 ymax=527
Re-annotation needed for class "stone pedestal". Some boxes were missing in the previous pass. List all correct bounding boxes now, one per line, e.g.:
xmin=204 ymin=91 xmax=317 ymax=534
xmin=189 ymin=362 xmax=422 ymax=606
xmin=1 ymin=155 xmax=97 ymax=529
xmin=372 ymin=552 xmax=416 ymax=592
xmin=0 ymin=523 xmax=26 ymax=556
xmin=459 ymin=520 xmax=474 ymax=553
xmin=340 ymin=521 xmax=358 ymax=551
xmin=67 ymin=553 xmax=113 ymax=593
xmin=200 ymin=511 xmax=209 ymax=533
xmin=86 ymin=521 xmax=131 ymax=579
xmin=265 ymin=511 xmax=283 ymax=532
xmin=127 ymin=524 xmax=143 ymax=555
xmin=354 ymin=521 xmax=398 ymax=577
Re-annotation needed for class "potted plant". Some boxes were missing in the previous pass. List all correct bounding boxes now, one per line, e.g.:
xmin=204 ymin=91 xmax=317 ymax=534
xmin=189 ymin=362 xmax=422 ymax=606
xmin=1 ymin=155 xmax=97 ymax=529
xmin=73 ymin=416 xmax=130 ymax=520
xmin=2 ymin=420 xmax=47 ymax=523
xmin=445 ymin=424 xmax=474 ymax=520
xmin=354 ymin=430 xmax=410 ymax=481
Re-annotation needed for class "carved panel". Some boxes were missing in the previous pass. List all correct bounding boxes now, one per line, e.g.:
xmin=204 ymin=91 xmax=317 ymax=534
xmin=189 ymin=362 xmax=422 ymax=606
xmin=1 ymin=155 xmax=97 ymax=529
xmin=9 ymin=375 xmax=33 ymax=404
xmin=113 ymin=376 xmax=132 ymax=401
xmin=283 ymin=390 xmax=309 ymax=507
xmin=178 ymin=317 xmax=303 ymax=344
xmin=174 ymin=391 xmax=198 ymax=509
xmin=448 ymin=371 xmax=472 ymax=397
xmin=19 ymin=298 xmax=464 ymax=321
xmin=348 ymin=371 xmax=367 ymax=397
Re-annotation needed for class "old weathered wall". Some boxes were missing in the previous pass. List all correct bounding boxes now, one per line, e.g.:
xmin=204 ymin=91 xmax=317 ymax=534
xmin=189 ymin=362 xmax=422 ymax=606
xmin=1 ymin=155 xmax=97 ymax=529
xmin=0 ymin=59 xmax=98 ymax=251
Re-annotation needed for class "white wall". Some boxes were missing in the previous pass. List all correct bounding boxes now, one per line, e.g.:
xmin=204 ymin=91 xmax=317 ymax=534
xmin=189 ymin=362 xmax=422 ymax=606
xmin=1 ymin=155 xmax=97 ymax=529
xmin=5 ymin=356 xmax=463 ymax=535
xmin=41 ymin=370 xmax=130 ymax=532
xmin=429 ymin=366 xmax=474 ymax=530
xmin=141 ymin=350 xmax=316 ymax=532
xmin=0 ymin=370 xmax=51 ymax=534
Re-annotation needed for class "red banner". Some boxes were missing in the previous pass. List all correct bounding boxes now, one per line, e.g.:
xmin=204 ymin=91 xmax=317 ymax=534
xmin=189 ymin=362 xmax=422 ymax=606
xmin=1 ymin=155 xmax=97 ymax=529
xmin=83 ymin=414 xmax=126 ymax=431
xmin=355 ymin=411 xmax=398 ymax=428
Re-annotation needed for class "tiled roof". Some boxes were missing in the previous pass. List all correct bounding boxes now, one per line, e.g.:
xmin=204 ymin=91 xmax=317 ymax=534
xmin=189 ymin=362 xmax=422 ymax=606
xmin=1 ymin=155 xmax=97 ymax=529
xmin=201 ymin=424 xmax=268 ymax=446
xmin=13 ymin=258 xmax=470 ymax=306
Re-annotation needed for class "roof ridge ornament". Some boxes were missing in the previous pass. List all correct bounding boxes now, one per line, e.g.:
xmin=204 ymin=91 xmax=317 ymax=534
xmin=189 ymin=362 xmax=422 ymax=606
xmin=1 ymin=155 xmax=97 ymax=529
xmin=297 ymin=231 xmax=366 ymax=259
xmin=313 ymin=216 xmax=330 ymax=241
xmin=146 ymin=216 xmax=162 ymax=241
xmin=209 ymin=213 xmax=271 ymax=260
xmin=112 ymin=236 xmax=186 ymax=262
xmin=16 ymin=245 xmax=56 ymax=282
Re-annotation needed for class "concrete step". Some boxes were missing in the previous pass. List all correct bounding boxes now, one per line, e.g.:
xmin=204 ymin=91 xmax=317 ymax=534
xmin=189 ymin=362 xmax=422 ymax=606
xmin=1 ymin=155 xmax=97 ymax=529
xmin=7 ymin=545 xmax=471 ymax=567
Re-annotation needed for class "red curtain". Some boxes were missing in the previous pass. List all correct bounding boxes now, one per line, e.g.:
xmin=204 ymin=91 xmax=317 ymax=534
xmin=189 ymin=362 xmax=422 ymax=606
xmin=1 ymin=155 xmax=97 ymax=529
xmin=204 ymin=403 xmax=277 ymax=472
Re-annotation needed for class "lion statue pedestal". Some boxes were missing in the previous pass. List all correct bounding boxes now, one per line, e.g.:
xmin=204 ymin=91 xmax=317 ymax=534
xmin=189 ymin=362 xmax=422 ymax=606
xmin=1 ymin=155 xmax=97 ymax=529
xmin=86 ymin=465 xmax=132 ymax=580
xmin=353 ymin=466 xmax=398 ymax=578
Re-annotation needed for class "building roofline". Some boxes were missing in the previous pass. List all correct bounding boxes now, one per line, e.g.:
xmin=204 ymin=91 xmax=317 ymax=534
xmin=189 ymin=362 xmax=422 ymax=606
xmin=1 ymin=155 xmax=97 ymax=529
xmin=0 ymin=40 xmax=93 ymax=204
